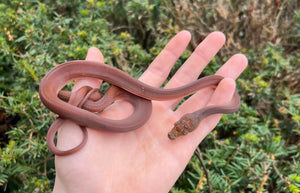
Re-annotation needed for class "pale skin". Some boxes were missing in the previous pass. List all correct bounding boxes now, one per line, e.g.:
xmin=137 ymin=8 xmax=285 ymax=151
xmin=52 ymin=31 xmax=247 ymax=193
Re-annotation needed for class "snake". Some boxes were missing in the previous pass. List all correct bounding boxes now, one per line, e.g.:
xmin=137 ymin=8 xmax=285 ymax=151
xmin=39 ymin=60 xmax=240 ymax=156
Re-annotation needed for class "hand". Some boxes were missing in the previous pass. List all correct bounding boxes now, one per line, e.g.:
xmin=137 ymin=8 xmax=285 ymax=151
xmin=52 ymin=31 xmax=247 ymax=193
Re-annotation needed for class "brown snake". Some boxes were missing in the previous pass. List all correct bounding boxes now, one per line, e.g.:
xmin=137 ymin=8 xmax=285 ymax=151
xmin=39 ymin=60 xmax=240 ymax=156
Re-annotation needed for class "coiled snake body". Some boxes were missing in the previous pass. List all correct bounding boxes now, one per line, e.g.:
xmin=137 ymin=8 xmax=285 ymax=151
xmin=39 ymin=60 xmax=240 ymax=156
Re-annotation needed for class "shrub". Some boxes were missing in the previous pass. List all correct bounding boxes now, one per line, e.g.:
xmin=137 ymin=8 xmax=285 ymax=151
xmin=0 ymin=1 xmax=299 ymax=192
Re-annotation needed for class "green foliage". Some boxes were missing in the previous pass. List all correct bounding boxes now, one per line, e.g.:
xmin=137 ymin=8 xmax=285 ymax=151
xmin=179 ymin=43 xmax=300 ymax=192
xmin=0 ymin=0 xmax=299 ymax=192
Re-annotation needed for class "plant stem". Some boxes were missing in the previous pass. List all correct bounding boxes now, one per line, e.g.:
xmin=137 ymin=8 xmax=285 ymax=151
xmin=195 ymin=147 xmax=212 ymax=193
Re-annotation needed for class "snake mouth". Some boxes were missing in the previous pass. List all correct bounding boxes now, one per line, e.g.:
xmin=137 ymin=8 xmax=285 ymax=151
xmin=167 ymin=124 xmax=186 ymax=140
xmin=168 ymin=131 xmax=176 ymax=140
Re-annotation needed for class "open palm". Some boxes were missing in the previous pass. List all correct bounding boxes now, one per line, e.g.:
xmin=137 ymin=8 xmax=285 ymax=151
xmin=52 ymin=31 xmax=247 ymax=193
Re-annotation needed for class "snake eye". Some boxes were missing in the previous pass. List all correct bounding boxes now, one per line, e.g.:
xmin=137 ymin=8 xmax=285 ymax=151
xmin=175 ymin=125 xmax=183 ymax=132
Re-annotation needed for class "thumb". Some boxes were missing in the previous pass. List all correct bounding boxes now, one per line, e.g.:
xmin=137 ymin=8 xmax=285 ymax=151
xmin=55 ymin=47 xmax=104 ymax=156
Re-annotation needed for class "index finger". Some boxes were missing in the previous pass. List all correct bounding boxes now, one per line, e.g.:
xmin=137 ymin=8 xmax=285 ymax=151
xmin=72 ymin=47 xmax=104 ymax=91
xmin=139 ymin=31 xmax=191 ymax=86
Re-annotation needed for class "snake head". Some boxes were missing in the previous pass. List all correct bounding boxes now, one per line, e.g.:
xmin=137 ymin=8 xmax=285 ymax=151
xmin=168 ymin=113 xmax=200 ymax=140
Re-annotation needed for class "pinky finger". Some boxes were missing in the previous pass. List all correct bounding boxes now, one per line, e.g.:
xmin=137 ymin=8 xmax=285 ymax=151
xmin=175 ymin=78 xmax=237 ymax=148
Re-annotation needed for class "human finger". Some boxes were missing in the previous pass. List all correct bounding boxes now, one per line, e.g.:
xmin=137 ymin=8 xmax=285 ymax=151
xmin=189 ymin=78 xmax=237 ymax=145
xmin=215 ymin=53 xmax=248 ymax=77
xmin=55 ymin=47 xmax=104 ymax=155
xmin=163 ymin=31 xmax=226 ymax=109
xmin=175 ymin=53 xmax=247 ymax=115
xmin=168 ymin=78 xmax=237 ymax=151
xmin=139 ymin=30 xmax=191 ymax=86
